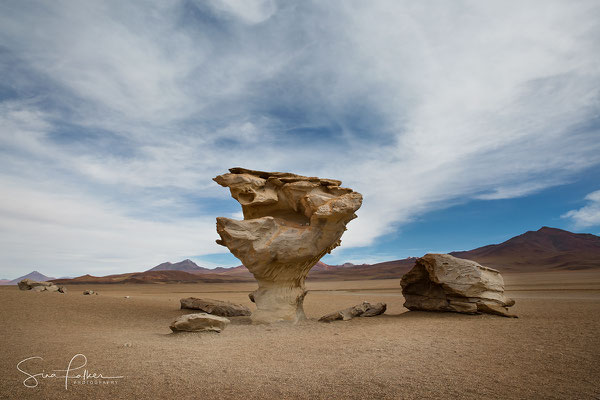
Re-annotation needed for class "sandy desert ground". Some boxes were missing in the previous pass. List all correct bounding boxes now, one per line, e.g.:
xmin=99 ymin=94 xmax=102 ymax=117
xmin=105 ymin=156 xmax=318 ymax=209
xmin=1 ymin=270 xmax=599 ymax=400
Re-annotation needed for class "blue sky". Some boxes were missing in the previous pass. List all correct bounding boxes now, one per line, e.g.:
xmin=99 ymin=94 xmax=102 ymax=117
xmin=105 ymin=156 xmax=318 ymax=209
xmin=1 ymin=1 xmax=599 ymax=279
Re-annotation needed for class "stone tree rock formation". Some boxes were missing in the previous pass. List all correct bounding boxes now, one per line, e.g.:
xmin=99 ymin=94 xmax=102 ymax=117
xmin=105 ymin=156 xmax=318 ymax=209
xmin=214 ymin=167 xmax=363 ymax=323
xmin=400 ymin=254 xmax=517 ymax=317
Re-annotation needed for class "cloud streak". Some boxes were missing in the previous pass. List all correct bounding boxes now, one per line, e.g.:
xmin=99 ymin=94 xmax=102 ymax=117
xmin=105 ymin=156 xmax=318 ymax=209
xmin=1 ymin=0 xmax=599 ymax=277
xmin=562 ymin=190 xmax=600 ymax=229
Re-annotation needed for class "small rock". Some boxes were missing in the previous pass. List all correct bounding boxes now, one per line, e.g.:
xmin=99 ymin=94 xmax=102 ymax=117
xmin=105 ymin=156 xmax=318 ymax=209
xmin=123 ymin=342 xmax=132 ymax=348
xmin=124 ymin=296 xmax=130 ymax=299
xmin=170 ymin=313 xmax=230 ymax=333
xmin=319 ymin=301 xmax=387 ymax=322
xmin=58 ymin=286 xmax=67 ymax=293
xmin=361 ymin=302 xmax=387 ymax=317
xmin=180 ymin=297 xmax=251 ymax=317
xmin=83 ymin=290 xmax=95 ymax=295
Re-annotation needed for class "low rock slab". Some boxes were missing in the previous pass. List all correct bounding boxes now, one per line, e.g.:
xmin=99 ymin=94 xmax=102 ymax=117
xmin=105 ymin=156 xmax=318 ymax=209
xmin=18 ymin=279 xmax=53 ymax=290
xmin=319 ymin=301 xmax=387 ymax=322
xmin=170 ymin=313 xmax=230 ymax=333
xmin=180 ymin=297 xmax=251 ymax=317
xmin=19 ymin=279 xmax=64 ymax=293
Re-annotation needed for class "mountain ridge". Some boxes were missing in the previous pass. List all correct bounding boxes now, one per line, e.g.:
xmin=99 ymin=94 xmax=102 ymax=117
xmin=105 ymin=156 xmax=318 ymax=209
xmin=450 ymin=226 xmax=600 ymax=271
xmin=1 ymin=271 xmax=56 ymax=285
xmin=5 ymin=227 xmax=599 ymax=284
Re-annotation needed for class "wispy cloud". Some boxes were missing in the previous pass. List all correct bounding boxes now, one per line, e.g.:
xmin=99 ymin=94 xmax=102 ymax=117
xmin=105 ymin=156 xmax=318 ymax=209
xmin=562 ymin=190 xmax=600 ymax=229
xmin=1 ymin=1 xmax=599 ymax=276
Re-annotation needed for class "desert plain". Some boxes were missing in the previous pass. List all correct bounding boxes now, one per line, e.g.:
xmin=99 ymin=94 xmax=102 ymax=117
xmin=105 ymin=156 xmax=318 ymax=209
xmin=1 ymin=270 xmax=599 ymax=400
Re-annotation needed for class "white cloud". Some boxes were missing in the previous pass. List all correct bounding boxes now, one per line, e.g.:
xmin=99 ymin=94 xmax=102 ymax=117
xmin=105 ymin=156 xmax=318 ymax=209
xmin=562 ymin=190 xmax=600 ymax=229
xmin=1 ymin=0 xmax=599 ymax=277
xmin=207 ymin=0 xmax=276 ymax=24
xmin=0 ymin=178 xmax=226 ymax=276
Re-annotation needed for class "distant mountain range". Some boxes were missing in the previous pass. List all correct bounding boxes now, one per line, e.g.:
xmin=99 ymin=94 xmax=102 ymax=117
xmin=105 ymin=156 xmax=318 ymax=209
xmin=0 ymin=271 xmax=56 ymax=285
xmin=50 ymin=270 xmax=250 ymax=284
xmin=148 ymin=259 xmax=213 ymax=273
xmin=450 ymin=227 xmax=600 ymax=271
xmin=3 ymin=227 xmax=599 ymax=284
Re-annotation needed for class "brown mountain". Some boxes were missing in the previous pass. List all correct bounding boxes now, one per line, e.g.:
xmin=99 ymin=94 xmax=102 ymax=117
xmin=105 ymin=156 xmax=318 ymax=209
xmin=51 ymin=270 xmax=253 ymax=284
xmin=208 ymin=261 xmax=399 ymax=281
xmin=450 ymin=227 xmax=600 ymax=271
xmin=1 ymin=271 xmax=56 ymax=285
xmin=306 ymin=259 xmax=416 ymax=280
xmin=47 ymin=227 xmax=600 ymax=284
xmin=147 ymin=259 xmax=213 ymax=273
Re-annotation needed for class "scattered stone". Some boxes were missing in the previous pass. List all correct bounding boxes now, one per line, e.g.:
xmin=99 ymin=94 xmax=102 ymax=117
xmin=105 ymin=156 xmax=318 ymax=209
xmin=400 ymin=253 xmax=517 ymax=318
xmin=319 ymin=301 xmax=387 ymax=322
xmin=169 ymin=313 xmax=230 ymax=333
xmin=123 ymin=342 xmax=132 ymax=348
xmin=58 ymin=286 xmax=67 ymax=293
xmin=124 ymin=296 xmax=130 ymax=299
xmin=83 ymin=290 xmax=97 ymax=295
xmin=361 ymin=302 xmax=387 ymax=317
xmin=180 ymin=297 xmax=251 ymax=317
xmin=214 ymin=168 xmax=363 ymax=323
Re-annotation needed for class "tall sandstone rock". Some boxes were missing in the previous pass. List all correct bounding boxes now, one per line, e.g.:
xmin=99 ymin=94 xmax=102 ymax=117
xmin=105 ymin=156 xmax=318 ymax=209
xmin=214 ymin=168 xmax=362 ymax=323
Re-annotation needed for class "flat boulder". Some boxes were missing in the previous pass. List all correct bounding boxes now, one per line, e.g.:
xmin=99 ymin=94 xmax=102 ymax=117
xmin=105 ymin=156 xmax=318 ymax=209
xmin=170 ymin=313 xmax=230 ymax=333
xmin=319 ymin=301 xmax=387 ymax=322
xmin=18 ymin=279 xmax=53 ymax=290
xmin=180 ymin=297 xmax=251 ymax=317
xmin=400 ymin=253 xmax=517 ymax=318
xmin=19 ymin=279 xmax=64 ymax=293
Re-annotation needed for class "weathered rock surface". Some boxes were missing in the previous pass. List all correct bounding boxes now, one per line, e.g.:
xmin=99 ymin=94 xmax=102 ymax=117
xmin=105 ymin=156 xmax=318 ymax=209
xmin=214 ymin=168 xmax=362 ymax=323
xmin=18 ymin=279 xmax=52 ymax=290
xmin=18 ymin=279 xmax=64 ymax=293
xmin=319 ymin=301 xmax=387 ymax=322
xmin=180 ymin=297 xmax=251 ymax=317
xmin=169 ymin=313 xmax=230 ymax=333
xmin=400 ymin=254 xmax=517 ymax=318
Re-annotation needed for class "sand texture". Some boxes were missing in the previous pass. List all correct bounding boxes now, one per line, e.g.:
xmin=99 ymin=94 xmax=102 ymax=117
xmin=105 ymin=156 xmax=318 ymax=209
xmin=1 ymin=270 xmax=599 ymax=399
